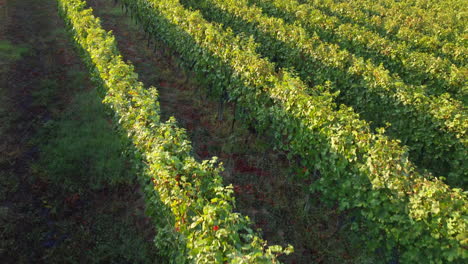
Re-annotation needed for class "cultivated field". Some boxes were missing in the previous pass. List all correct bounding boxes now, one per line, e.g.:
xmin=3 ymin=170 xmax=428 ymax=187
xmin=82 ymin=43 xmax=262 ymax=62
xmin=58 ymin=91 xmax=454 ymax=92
xmin=1 ymin=0 xmax=466 ymax=263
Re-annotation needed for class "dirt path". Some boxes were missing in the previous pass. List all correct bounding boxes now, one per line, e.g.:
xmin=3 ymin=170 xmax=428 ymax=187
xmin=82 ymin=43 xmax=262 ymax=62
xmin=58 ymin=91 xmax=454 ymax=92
xmin=0 ymin=0 xmax=72 ymax=260
xmin=0 ymin=0 xmax=157 ymax=262
xmin=87 ymin=0 xmax=370 ymax=263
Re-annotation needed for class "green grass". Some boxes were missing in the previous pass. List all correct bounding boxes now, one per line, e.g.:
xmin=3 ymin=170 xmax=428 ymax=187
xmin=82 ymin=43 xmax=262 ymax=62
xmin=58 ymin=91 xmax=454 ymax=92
xmin=37 ymin=88 xmax=133 ymax=192
xmin=0 ymin=40 xmax=29 ymax=65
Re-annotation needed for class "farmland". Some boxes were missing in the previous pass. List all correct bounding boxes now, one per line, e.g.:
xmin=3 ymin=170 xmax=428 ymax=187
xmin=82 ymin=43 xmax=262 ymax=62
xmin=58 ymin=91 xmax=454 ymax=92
xmin=0 ymin=0 xmax=466 ymax=263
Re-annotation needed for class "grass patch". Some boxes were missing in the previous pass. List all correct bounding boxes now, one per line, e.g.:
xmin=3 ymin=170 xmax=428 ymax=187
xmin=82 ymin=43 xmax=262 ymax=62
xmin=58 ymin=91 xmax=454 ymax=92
xmin=0 ymin=40 xmax=29 ymax=64
xmin=37 ymin=88 xmax=133 ymax=192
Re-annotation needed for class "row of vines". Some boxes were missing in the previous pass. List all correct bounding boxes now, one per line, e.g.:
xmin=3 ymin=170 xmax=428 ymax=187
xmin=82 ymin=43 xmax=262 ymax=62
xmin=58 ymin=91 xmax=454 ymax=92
xmin=180 ymin=0 xmax=467 ymax=188
xmin=116 ymin=0 xmax=466 ymax=262
xmin=250 ymin=0 xmax=467 ymax=100
xmin=57 ymin=0 xmax=467 ymax=263
xmin=304 ymin=0 xmax=467 ymax=66
xmin=56 ymin=0 xmax=291 ymax=262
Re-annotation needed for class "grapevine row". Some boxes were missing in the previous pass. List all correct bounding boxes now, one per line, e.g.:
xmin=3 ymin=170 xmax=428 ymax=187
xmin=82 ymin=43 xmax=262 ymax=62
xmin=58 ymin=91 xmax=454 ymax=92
xmin=119 ymin=0 xmax=467 ymax=262
xmin=181 ymin=0 xmax=467 ymax=187
xmin=304 ymin=0 xmax=468 ymax=67
xmin=56 ymin=0 xmax=290 ymax=262
xmin=331 ymin=0 xmax=467 ymax=42
xmin=249 ymin=0 xmax=467 ymax=101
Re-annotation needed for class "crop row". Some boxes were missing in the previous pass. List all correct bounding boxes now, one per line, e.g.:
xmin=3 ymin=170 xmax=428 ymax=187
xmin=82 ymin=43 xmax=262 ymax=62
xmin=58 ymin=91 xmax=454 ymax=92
xmin=56 ymin=0 xmax=290 ymax=262
xmin=181 ymin=0 xmax=467 ymax=187
xmin=119 ymin=0 xmax=467 ymax=262
xmin=316 ymin=0 xmax=467 ymax=38
xmin=327 ymin=0 xmax=467 ymax=42
xmin=304 ymin=0 xmax=467 ymax=67
xmin=249 ymin=0 xmax=466 ymax=101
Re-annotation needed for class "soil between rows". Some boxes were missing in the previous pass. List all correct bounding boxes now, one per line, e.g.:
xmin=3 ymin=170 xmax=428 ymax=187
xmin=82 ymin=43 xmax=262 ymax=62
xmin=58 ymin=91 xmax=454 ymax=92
xmin=1 ymin=0 xmax=158 ymax=262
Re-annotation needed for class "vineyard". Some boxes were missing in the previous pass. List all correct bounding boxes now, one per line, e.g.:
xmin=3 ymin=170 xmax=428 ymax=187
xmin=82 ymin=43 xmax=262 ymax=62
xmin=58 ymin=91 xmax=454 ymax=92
xmin=0 ymin=0 xmax=466 ymax=263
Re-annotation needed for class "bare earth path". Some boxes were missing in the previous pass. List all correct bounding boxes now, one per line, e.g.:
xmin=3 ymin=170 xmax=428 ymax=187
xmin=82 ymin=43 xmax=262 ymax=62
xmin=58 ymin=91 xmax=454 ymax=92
xmin=0 ymin=0 xmax=158 ymax=262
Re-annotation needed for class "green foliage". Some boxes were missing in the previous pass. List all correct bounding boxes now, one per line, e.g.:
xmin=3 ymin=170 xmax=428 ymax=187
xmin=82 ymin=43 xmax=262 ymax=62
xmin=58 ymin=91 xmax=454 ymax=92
xmin=117 ymin=0 xmax=467 ymax=262
xmin=250 ymin=0 xmax=467 ymax=100
xmin=56 ymin=0 xmax=288 ymax=262
xmin=304 ymin=0 xmax=468 ymax=67
xmin=182 ymin=0 xmax=467 ymax=188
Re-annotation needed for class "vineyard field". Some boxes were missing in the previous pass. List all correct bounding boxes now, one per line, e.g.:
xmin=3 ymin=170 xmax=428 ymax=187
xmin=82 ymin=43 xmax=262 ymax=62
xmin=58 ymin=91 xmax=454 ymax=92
xmin=1 ymin=0 xmax=466 ymax=263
